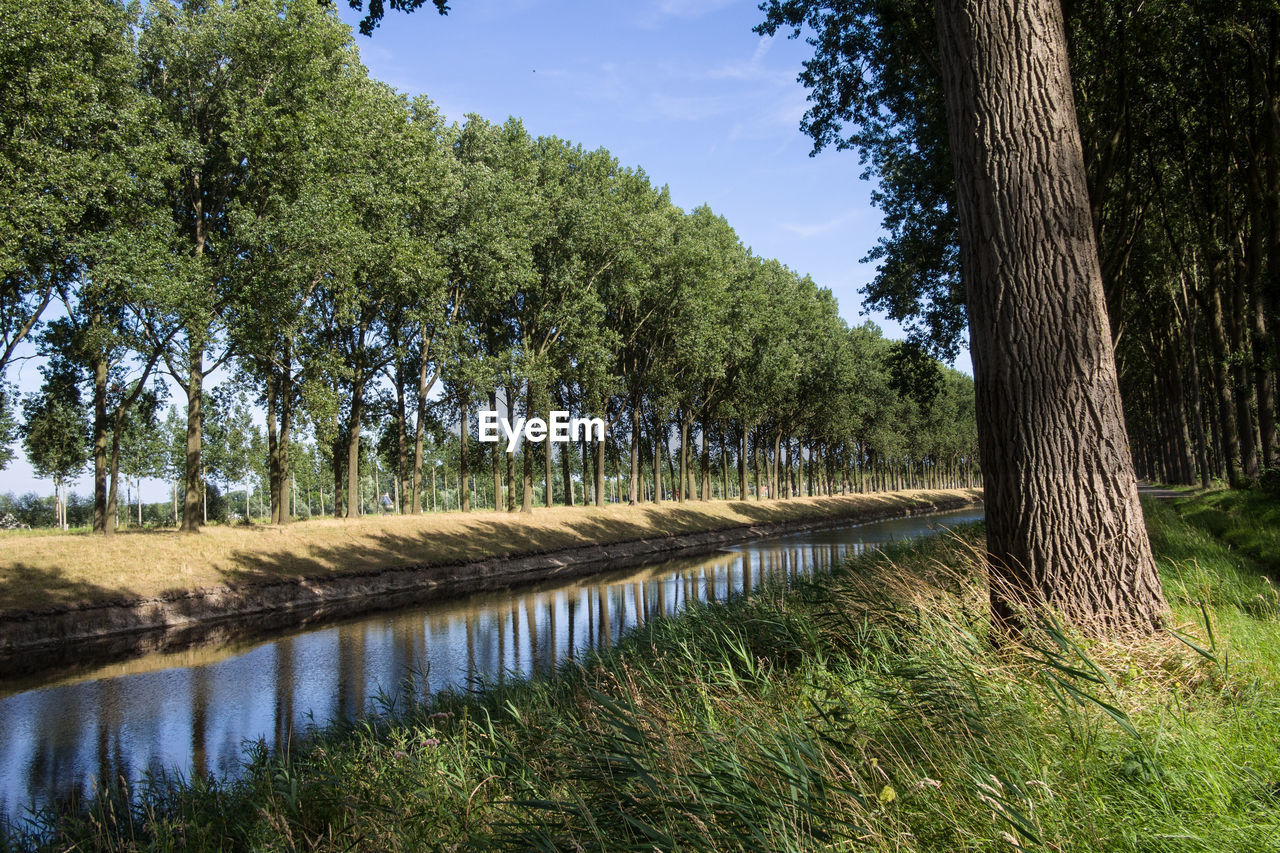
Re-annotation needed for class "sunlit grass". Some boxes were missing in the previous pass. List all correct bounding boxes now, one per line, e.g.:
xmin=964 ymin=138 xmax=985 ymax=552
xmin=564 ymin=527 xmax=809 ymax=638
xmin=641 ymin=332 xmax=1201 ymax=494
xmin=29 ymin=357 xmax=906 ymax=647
xmin=0 ymin=490 xmax=978 ymax=613
xmin=7 ymin=490 xmax=1280 ymax=852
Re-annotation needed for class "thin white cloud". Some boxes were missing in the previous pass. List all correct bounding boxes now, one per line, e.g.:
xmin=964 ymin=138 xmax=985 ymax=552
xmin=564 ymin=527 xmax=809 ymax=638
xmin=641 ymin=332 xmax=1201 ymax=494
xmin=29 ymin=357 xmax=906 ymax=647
xmin=781 ymin=212 xmax=856 ymax=239
xmin=705 ymin=35 xmax=789 ymax=83
xmin=653 ymin=0 xmax=738 ymax=19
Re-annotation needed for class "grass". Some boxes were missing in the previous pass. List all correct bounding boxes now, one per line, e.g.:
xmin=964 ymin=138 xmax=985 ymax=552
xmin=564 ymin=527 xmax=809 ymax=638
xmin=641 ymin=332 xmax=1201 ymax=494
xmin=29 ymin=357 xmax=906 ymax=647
xmin=1161 ymin=487 xmax=1280 ymax=578
xmin=0 ymin=489 xmax=977 ymax=614
xmin=5 ymin=490 xmax=1280 ymax=851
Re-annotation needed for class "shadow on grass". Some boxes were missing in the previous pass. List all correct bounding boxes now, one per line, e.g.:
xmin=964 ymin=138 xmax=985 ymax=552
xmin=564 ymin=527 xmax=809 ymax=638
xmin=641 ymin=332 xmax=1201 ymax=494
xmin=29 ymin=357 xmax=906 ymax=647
xmin=212 ymin=492 xmax=973 ymax=589
xmin=0 ymin=563 xmax=142 ymax=612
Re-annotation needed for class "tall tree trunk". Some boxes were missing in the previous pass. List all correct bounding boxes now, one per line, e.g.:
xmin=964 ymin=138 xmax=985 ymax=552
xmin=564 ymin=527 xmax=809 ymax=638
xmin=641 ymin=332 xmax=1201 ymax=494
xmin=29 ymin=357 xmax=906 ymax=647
xmin=107 ymin=417 xmax=121 ymax=535
xmin=267 ymin=378 xmax=281 ymax=522
xmin=1253 ymin=285 xmax=1277 ymax=469
xmin=92 ymin=351 xmax=109 ymax=535
xmin=1230 ymin=260 xmax=1260 ymax=478
xmin=1169 ymin=370 xmax=1196 ymax=485
xmin=1182 ymin=295 xmax=1213 ymax=487
xmin=653 ymin=417 xmax=664 ymax=502
xmin=700 ymin=417 xmax=712 ymax=501
xmin=771 ymin=433 xmax=781 ymax=499
xmin=783 ymin=436 xmax=792 ymax=500
xmin=411 ymin=324 xmax=437 ymax=514
xmin=936 ymin=0 xmax=1166 ymax=633
xmin=1206 ymin=276 xmax=1243 ymax=486
xmin=332 ymin=410 xmax=345 ymax=518
xmin=678 ymin=413 xmax=690 ymax=503
xmin=506 ymin=386 xmax=518 ymax=512
xmin=490 ymin=391 xmax=502 ymax=511
xmin=181 ymin=348 xmax=204 ymax=533
xmin=595 ymin=428 xmax=606 ymax=507
xmin=522 ymin=386 xmax=534 ymax=513
xmin=460 ymin=396 xmax=471 ymax=512
xmin=395 ymin=364 xmax=408 ymax=514
xmin=346 ymin=379 xmax=365 ymax=519
xmin=629 ymin=397 xmax=641 ymax=505
xmin=279 ymin=369 xmax=292 ymax=523
xmin=561 ymin=437 xmax=573 ymax=507
xmin=544 ymin=414 xmax=554 ymax=509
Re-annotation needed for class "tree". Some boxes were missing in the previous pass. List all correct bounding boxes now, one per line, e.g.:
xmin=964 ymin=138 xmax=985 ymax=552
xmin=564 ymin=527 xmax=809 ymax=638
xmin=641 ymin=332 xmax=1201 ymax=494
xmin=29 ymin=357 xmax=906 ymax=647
xmin=0 ymin=385 xmax=17 ymax=471
xmin=342 ymin=0 xmax=451 ymax=35
xmin=204 ymin=387 xmax=257 ymax=522
xmin=21 ymin=364 xmax=89 ymax=529
xmin=117 ymin=386 xmax=167 ymax=526
xmin=0 ymin=0 xmax=148 ymax=380
xmin=140 ymin=0 xmax=351 ymax=532
xmin=761 ymin=0 xmax=1167 ymax=634
xmin=930 ymin=0 xmax=1166 ymax=633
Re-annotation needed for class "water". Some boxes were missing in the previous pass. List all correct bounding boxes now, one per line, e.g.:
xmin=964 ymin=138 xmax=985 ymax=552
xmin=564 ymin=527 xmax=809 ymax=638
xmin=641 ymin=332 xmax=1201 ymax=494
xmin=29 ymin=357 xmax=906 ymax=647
xmin=0 ymin=506 xmax=982 ymax=825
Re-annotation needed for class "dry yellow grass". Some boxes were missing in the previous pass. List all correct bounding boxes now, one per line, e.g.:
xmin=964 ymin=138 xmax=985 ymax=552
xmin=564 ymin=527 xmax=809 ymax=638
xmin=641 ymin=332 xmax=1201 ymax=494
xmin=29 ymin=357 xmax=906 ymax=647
xmin=0 ymin=489 xmax=980 ymax=614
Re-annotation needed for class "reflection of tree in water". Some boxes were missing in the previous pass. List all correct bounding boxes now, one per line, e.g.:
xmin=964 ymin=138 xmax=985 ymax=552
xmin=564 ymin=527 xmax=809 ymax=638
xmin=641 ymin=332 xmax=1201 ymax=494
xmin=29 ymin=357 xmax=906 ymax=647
xmin=342 ymin=626 xmax=370 ymax=720
xmin=2 ymin=510 xmax=983 ymax=825
xmin=274 ymin=637 xmax=294 ymax=750
xmin=191 ymin=666 xmax=209 ymax=779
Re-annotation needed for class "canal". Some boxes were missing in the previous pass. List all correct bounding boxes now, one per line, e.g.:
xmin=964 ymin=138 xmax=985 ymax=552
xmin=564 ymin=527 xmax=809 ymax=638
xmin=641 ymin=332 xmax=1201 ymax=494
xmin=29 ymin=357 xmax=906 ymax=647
xmin=0 ymin=505 xmax=982 ymax=825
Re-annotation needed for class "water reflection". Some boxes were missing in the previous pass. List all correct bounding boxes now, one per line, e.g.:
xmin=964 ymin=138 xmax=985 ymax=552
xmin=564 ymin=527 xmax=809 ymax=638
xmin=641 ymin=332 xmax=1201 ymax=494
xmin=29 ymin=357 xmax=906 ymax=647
xmin=0 ymin=507 xmax=981 ymax=824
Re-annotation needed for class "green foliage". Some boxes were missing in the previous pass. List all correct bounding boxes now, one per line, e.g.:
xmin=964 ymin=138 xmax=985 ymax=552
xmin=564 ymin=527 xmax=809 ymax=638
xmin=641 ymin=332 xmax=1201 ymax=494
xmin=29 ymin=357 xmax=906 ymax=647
xmin=344 ymin=0 xmax=452 ymax=36
xmin=20 ymin=365 xmax=88 ymax=486
xmin=0 ymin=385 xmax=17 ymax=471
xmin=756 ymin=0 xmax=964 ymax=362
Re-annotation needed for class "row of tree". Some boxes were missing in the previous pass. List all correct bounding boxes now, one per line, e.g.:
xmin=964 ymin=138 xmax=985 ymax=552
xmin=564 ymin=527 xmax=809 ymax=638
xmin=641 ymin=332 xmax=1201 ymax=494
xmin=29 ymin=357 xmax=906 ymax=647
xmin=1 ymin=0 xmax=979 ymax=533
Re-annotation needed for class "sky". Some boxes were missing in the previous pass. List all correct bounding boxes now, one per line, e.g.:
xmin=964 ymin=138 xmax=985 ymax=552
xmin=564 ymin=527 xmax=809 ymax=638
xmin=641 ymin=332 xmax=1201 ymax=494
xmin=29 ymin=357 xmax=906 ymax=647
xmin=341 ymin=0 xmax=894 ymax=320
xmin=2 ymin=0 xmax=959 ymax=500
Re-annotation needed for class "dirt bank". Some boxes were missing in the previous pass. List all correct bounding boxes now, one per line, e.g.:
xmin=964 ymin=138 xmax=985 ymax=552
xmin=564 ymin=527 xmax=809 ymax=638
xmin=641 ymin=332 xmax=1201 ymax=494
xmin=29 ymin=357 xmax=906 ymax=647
xmin=0 ymin=490 xmax=981 ymax=678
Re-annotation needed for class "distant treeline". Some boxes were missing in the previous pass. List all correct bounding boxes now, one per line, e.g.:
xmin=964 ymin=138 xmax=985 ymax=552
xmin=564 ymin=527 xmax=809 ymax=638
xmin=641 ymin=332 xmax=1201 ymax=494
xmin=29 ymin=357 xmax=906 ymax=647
xmin=0 ymin=0 xmax=979 ymax=532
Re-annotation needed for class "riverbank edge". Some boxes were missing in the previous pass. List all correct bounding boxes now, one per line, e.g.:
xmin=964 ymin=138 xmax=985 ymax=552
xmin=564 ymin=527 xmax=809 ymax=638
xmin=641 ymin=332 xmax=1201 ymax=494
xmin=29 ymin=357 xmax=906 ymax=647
xmin=0 ymin=490 xmax=981 ymax=675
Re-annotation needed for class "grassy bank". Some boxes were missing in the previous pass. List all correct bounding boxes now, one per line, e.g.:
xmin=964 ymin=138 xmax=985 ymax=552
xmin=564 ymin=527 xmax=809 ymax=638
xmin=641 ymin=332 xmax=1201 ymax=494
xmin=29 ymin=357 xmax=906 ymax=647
xmin=7 ymin=492 xmax=1280 ymax=851
xmin=0 ymin=489 xmax=977 ymax=614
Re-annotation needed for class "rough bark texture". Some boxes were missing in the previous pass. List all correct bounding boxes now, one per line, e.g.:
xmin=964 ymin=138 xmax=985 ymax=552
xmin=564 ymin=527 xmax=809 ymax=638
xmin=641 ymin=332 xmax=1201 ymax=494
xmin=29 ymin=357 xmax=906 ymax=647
xmin=629 ymin=401 xmax=641 ymax=505
xmin=92 ymin=353 xmax=109 ymax=535
xmin=935 ymin=0 xmax=1167 ymax=633
xmin=181 ymin=350 xmax=204 ymax=533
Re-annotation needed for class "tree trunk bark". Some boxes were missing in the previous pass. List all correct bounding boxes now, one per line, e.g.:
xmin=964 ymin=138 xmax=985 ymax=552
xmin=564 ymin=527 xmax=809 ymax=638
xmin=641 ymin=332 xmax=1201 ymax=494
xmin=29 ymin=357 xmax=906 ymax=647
xmin=629 ymin=397 xmax=641 ymax=505
xmin=678 ymin=413 xmax=689 ymax=503
xmin=595 ymin=425 xmax=606 ymax=507
xmin=92 ymin=351 xmax=109 ymax=535
xmin=279 ymin=371 xmax=292 ymax=522
xmin=267 ymin=378 xmax=281 ymax=522
xmin=700 ymin=417 xmax=711 ymax=501
xmin=505 ymin=386 xmax=518 ymax=511
xmin=1206 ymin=275 xmax=1243 ymax=486
xmin=181 ymin=348 xmax=204 ymax=533
xmin=460 ymin=396 xmax=471 ymax=512
xmin=522 ymin=386 xmax=533 ymax=513
xmin=346 ymin=379 xmax=364 ymax=519
xmin=412 ymin=326 xmax=438 ymax=514
xmin=936 ymin=0 xmax=1166 ymax=633
xmin=107 ymin=417 xmax=121 ymax=535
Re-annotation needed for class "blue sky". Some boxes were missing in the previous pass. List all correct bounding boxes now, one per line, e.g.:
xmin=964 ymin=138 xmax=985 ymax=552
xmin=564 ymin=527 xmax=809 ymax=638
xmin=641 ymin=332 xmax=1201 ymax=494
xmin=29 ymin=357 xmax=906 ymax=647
xmin=341 ymin=0 xmax=896 ymax=330
xmin=2 ymin=0 xmax=947 ymax=499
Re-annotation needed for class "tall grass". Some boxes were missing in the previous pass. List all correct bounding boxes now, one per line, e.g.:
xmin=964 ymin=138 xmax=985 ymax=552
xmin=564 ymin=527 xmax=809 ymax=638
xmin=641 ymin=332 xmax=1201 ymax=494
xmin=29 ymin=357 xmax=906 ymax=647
xmin=6 ymin=495 xmax=1280 ymax=851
